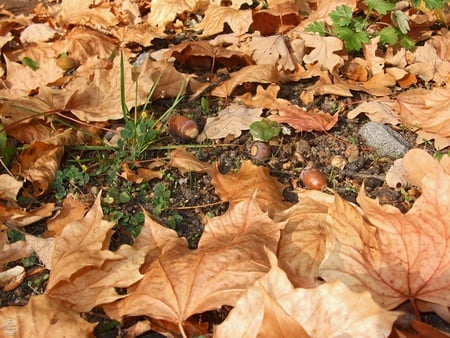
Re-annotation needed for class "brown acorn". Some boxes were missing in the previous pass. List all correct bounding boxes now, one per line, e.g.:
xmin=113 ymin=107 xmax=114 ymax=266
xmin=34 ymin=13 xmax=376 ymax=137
xmin=300 ymin=165 xmax=327 ymax=190
xmin=168 ymin=115 xmax=199 ymax=140
xmin=251 ymin=141 xmax=271 ymax=161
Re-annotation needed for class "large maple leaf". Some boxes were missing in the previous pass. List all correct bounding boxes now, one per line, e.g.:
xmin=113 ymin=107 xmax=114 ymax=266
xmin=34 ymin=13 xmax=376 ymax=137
xmin=103 ymin=194 xmax=285 ymax=337
xmin=215 ymin=251 xmax=398 ymax=337
xmin=320 ymin=150 xmax=450 ymax=309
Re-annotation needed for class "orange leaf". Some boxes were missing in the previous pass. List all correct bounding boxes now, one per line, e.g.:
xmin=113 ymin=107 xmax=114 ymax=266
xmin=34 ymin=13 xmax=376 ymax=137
xmin=212 ymin=160 xmax=290 ymax=215
xmin=269 ymin=98 xmax=338 ymax=132
xmin=103 ymin=195 xmax=284 ymax=337
xmin=320 ymin=152 xmax=450 ymax=309
xmin=0 ymin=294 xmax=95 ymax=336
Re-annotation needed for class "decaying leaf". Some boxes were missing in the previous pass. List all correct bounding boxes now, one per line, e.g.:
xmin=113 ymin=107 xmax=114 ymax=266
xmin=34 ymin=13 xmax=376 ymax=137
xmin=0 ymin=294 xmax=96 ymax=336
xmin=196 ymin=5 xmax=253 ymax=37
xmin=197 ymin=103 xmax=263 ymax=141
xmin=269 ymin=98 xmax=338 ymax=132
xmin=320 ymin=150 xmax=450 ymax=309
xmin=300 ymin=32 xmax=344 ymax=72
xmin=45 ymin=193 xmax=148 ymax=312
xmin=0 ymin=174 xmax=23 ymax=201
xmin=215 ymin=250 xmax=399 ymax=338
xmin=211 ymin=160 xmax=290 ymax=215
xmin=168 ymin=147 xmax=214 ymax=174
xmin=104 ymin=195 xmax=285 ymax=337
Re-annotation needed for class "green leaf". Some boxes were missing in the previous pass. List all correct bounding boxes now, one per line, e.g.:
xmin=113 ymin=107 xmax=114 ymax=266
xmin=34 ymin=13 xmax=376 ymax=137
xmin=401 ymin=34 xmax=416 ymax=49
xmin=411 ymin=0 xmax=421 ymax=6
xmin=377 ymin=27 xmax=399 ymax=45
xmin=21 ymin=57 xmax=39 ymax=71
xmin=305 ymin=22 xmax=327 ymax=36
xmin=391 ymin=10 xmax=410 ymax=34
xmin=249 ymin=119 xmax=281 ymax=142
xmin=424 ymin=0 xmax=444 ymax=9
xmin=366 ymin=0 xmax=395 ymax=15
xmin=333 ymin=26 xmax=369 ymax=51
xmin=329 ymin=5 xmax=353 ymax=27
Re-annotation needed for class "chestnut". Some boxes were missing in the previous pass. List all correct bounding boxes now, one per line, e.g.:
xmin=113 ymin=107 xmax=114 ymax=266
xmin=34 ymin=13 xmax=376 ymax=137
xmin=168 ymin=115 xmax=199 ymax=140
xmin=251 ymin=142 xmax=271 ymax=161
xmin=300 ymin=165 xmax=327 ymax=190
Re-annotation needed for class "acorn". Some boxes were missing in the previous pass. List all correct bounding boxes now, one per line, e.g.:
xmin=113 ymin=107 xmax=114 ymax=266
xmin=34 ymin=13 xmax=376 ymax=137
xmin=168 ymin=115 xmax=199 ymax=140
xmin=251 ymin=141 xmax=271 ymax=161
xmin=300 ymin=164 xmax=327 ymax=190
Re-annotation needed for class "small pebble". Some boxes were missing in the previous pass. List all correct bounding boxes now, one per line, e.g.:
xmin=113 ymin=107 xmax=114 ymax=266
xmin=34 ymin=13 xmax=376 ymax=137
xmin=358 ymin=121 xmax=409 ymax=159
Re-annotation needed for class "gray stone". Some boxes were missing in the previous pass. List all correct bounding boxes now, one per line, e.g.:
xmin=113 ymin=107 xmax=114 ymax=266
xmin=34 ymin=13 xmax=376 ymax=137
xmin=358 ymin=121 xmax=409 ymax=159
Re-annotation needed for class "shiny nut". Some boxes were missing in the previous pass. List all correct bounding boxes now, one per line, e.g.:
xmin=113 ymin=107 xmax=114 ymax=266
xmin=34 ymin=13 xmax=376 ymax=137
xmin=300 ymin=166 xmax=327 ymax=190
xmin=168 ymin=115 xmax=199 ymax=140
xmin=251 ymin=141 xmax=271 ymax=161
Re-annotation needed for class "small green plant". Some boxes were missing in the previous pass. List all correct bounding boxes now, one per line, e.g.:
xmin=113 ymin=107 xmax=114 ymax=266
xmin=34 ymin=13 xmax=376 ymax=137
xmin=51 ymin=164 xmax=90 ymax=200
xmin=304 ymin=0 xmax=450 ymax=51
xmin=0 ymin=123 xmax=17 ymax=168
xmin=249 ymin=119 xmax=281 ymax=142
xmin=151 ymin=182 xmax=171 ymax=216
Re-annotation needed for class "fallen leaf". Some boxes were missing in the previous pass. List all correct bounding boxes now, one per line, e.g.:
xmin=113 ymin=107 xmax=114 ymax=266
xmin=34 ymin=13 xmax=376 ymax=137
xmin=45 ymin=193 xmax=148 ymax=312
xmin=11 ymin=142 xmax=64 ymax=197
xmin=196 ymin=5 xmax=253 ymax=37
xmin=300 ymin=32 xmax=344 ymax=72
xmin=211 ymin=160 xmax=290 ymax=215
xmin=0 ymin=265 xmax=26 ymax=291
xmin=320 ymin=152 xmax=450 ymax=309
xmin=197 ymin=103 xmax=263 ymax=141
xmin=0 ymin=174 xmax=23 ymax=201
xmin=215 ymin=250 xmax=399 ymax=338
xmin=46 ymin=195 xmax=89 ymax=237
xmin=211 ymin=64 xmax=279 ymax=97
xmin=396 ymin=87 xmax=450 ymax=139
xmin=238 ymin=83 xmax=280 ymax=109
xmin=0 ymin=228 xmax=31 ymax=265
xmin=251 ymin=2 xmax=301 ymax=36
xmin=347 ymin=99 xmax=400 ymax=125
xmin=0 ymin=294 xmax=96 ymax=336
xmin=104 ymin=194 xmax=284 ymax=337
xmin=145 ymin=0 xmax=209 ymax=27
xmin=20 ymin=23 xmax=59 ymax=43
xmin=269 ymin=98 xmax=338 ymax=132
xmin=275 ymin=189 xmax=334 ymax=287
xmin=55 ymin=0 xmax=119 ymax=28
xmin=168 ymin=147 xmax=214 ymax=175
xmin=0 ymin=202 xmax=55 ymax=228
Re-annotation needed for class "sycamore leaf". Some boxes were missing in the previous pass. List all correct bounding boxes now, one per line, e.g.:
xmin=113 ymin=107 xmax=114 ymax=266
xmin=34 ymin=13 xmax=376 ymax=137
xmin=211 ymin=64 xmax=279 ymax=97
xmin=320 ymin=150 xmax=450 ymax=309
xmin=197 ymin=103 xmax=263 ymax=141
xmin=300 ymin=32 xmax=344 ymax=72
xmin=45 ymin=193 xmax=148 ymax=312
xmin=103 ymin=195 xmax=285 ymax=337
xmin=211 ymin=160 xmax=290 ymax=215
xmin=269 ymin=98 xmax=338 ymax=132
xmin=0 ymin=202 xmax=54 ymax=229
xmin=0 ymin=174 xmax=23 ymax=201
xmin=275 ymin=190 xmax=334 ymax=287
xmin=0 ymin=294 xmax=96 ymax=336
xmin=215 ymin=251 xmax=399 ymax=338
xmin=11 ymin=142 xmax=64 ymax=197
xmin=347 ymin=99 xmax=400 ymax=125
xmin=395 ymin=87 xmax=450 ymax=139
xmin=168 ymin=147 xmax=214 ymax=175
xmin=146 ymin=0 xmax=209 ymax=27
xmin=55 ymin=0 xmax=118 ymax=27
xmin=196 ymin=5 xmax=253 ymax=37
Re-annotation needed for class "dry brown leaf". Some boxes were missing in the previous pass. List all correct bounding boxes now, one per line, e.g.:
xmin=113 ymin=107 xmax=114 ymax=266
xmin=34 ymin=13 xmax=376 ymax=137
xmin=165 ymin=40 xmax=252 ymax=71
xmin=20 ymin=23 xmax=58 ymax=43
xmin=251 ymin=1 xmax=301 ymax=36
xmin=396 ymin=87 xmax=450 ymax=139
xmin=243 ymin=34 xmax=296 ymax=71
xmin=104 ymin=195 xmax=284 ymax=337
xmin=0 ymin=294 xmax=96 ymax=336
xmin=363 ymin=37 xmax=385 ymax=75
xmin=275 ymin=189 xmax=334 ymax=287
xmin=196 ymin=5 xmax=253 ymax=37
xmin=238 ymin=83 xmax=280 ymax=109
xmin=0 ymin=202 xmax=54 ymax=228
xmin=11 ymin=142 xmax=64 ymax=197
xmin=46 ymin=193 xmax=148 ymax=312
xmin=0 ymin=265 xmax=26 ymax=291
xmin=145 ymin=0 xmax=209 ymax=27
xmin=215 ymin=251 xmax=399 ymax=338
xmin=197 ymin=103 xmax=263 ymax=141
xmin=211 ymin=160 xmax=290 ymax=215
xmin=120 ymin=162 xmax=163 ymax=184
xmin=111 ymin=23 xmax=166 ymax=47
xmin=54 ymin=0 xmax=119 ymax=27
xmin=297 ymin=0 xmax=357 ymax=29
xmin=415 ymin=130 xmax=450 ymax=150
xmin=0 ymin=226 xmax=31 ymax=266
xmin=54 ymin=26 xmax=119 ymax=63
xmin=300 ymin=32 xmax=344 ymax=72
xmin=168 ymin=147 xmax=214 ymax=175
xmin=46 ymin=195 xmax=89 ymax=237
xmin=211 ymin=64 xmax=279 ymax=97
xmin=0 ymin=174 xmax=23 ymax=201
xmin=347 ymin=99 xmax=400 ymax=125
xmin=4 ymin=56 xmax=64 ymax=94
xmin=269 ymin=98 xmax=338 ymax=132
xmin=320 ymin=152 xmax=450 ymax=309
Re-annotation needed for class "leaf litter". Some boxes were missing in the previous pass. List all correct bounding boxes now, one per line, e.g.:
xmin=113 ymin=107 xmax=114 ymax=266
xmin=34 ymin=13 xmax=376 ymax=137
xmin=0 ymin=0 xmax=450 ymax=337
